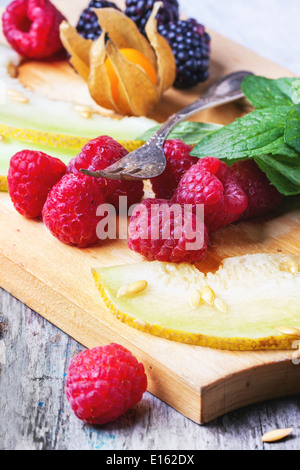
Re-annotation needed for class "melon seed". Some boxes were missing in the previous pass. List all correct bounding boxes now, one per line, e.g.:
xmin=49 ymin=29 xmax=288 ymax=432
xmin=262 ymin=428 xmax=292 ymax=443
xmin=117 ymin=280 xmax=148 ymax=297
xmin=214 ymin=298 xmax=227 ymax=313
xmin=276 ymin=326 xmax=300 ymax=337
xmin=201 ymin=286 xmax=215 ymax=306
xmin=188 ymin=289 xmax=201 ymax=309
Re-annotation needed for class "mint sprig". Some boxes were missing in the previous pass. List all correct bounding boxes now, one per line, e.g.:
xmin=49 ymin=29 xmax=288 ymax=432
xmin=190 ymin=107 xmax=291 ymax=162
xmin=254 ymin=154 xmax=300 ymax=196
xmin=191 ymin=75 xmax=300 ymax=196
xmin=241 ymin=76 xmax=300 ymax=108
xmin=284 ymin=104 xmax=300 ymax=153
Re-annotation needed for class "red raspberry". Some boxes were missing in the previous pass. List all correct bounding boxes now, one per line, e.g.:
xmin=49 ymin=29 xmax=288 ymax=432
xmin=206 ymin=161 xmax=249 ymax=231
xmin=196 ymin=156 xmax=222 ymax=174
xmin=128 ymin=198 xmax=209 ymax=263
xmin=8 ymin=150 xmax=66 ymax=218
xmin=67 ymin=136 xmax=144 ymax=210
xmin=66 ymin=344 xmax=147 ymax=425
xmin=2 ymin=0 xmax=65 ymax=59
xmin=172 ymin=159 xmax=224 ymax=206
xmin=172 ymin=157 xmax=248 ymax=232
xmin=151 ymin=139 xmax=198 ymax=199
xmin=231 ymin=159 xmax=282 ymax=220
xmin=42 ymin=173 xmax=106 ymax=248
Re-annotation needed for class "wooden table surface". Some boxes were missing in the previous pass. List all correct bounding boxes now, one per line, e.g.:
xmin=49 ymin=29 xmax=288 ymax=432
xmin=1 ymin=0 xmax=300 ymax=450
xmin=0 ymin=288 xmax=299 ymax=450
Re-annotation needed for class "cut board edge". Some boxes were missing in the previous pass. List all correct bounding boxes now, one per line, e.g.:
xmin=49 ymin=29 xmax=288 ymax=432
xmin=0 ymin=250 xmax=203 ymax=423
xmin=2 ymin=247 xmax=300 ymax=424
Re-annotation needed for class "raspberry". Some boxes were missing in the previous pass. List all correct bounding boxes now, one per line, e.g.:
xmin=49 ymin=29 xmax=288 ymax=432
xmin=2 ymin=0 xmax=66 ymax=59
xmin=67 ymin=136 xmax=144 ymax=210
xmin=158 ymin=18 xmax=210 ymax=88
xmin=172 ymin=157 xmax=248 ymax=232
xmin=196 ymin=156 xmax=222 ymax=174
xmin=207 ymin=162 xmax=249 ymax=231
xmin=7 ymin=150 xmax=66 ymax=218
xmin=42 ymin=173 xmax=106 ymax=248
xmin=67 ymin=135 xmax=128 ymax=174
xmin=231 ymin=159 xmax=282 ymax=220
xmin=151 ymin=139 xmax=198 ymax=200
xmin=66 ymin=343 xmax=147 ymax=425
xmin=172 ymin=158 xmax=224 ymax=206
xmin=128 ymin=198 xmax=209 ymax=263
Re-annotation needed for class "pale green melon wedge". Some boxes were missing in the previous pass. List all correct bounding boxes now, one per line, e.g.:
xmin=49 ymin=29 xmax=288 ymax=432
xmin=0 ymin=45 xmax=151 ymax=190
xmin=92 ymin=253 xmax=300 ymax=350
xmin=0 ymin=45 xmax=157 ymax=144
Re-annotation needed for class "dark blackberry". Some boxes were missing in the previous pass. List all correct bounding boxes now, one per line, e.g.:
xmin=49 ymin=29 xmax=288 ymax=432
xmin=158 ymin=18 xmax=211 ymax=89
xmin=125 ymin=0 xmax=179 ymax=34
xmin=76 ymin=0 xmax=121 ymax=40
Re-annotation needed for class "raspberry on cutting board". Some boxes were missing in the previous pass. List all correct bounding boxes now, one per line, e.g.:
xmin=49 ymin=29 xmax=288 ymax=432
xmin=67 ymin=135 xmax=144 ymax=211
xmin=172 ymin=158 xmax=224 ymax=207
xmin=151 ymin=139 xmax=198 ymax=200
xmin=7 ymin=150 xmax=66 ymax=219
xmin=231 ymin=159 xmax=283 ymax=220
xmin=207 ymin=160 xmax=249 ymax=231
xmin=66 ymin=344 xmax=147 ymax=425
xmin=128 ymin=198 xmax=209 ymax=263
xmin=2 ymin=0 xmax=66 ymax=59
xmin=42 ymin=173 xmax=106 ymax=248
xmin=172 ymin=157 xmax=248 ymax=232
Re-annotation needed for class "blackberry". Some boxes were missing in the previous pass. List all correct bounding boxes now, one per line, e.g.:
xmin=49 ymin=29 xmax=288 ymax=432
xmin=76 ymin=0 xmax=121 ymax=40
xmin=125 ymin=0 xmax=179 ymax=34
xmin=158 ymin=18 xmax=211 ymax=89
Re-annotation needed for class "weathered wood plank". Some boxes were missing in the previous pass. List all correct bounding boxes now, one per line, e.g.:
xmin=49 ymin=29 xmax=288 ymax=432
xmin=1 ymin=192 xmax=300 ymax=424
xmin=0 ymin=288 xmax=299 ymax=450
xmin=1 ymin=0 xmax=300 ymax=449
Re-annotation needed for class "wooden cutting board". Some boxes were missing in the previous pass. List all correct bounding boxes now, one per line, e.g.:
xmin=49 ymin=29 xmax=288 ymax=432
xmin=1 ymin=0 xmax=300 ymax=424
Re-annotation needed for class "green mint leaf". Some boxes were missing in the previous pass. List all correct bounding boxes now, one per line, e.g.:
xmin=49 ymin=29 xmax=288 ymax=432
xmin=137 ymin=122 xmax=222 ymax=145
xmin=254 ymin=154 xmax=300 ymax=196
xmin=219 ymin=136 xmax=299 ymax=166
xmin=191 ymin=107 xmax=291 ymax=161
xmin=256 ymin=135 xmax=300 ymax=158
xmin=241 ymin=75 xmax=299 ymax=109
xmin=284 ymin=104 xmax=300 ymax=153
xmin=291 ymin=80 xmax=300 ymax=104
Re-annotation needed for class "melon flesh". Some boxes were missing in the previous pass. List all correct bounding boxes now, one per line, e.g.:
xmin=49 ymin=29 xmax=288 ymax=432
xmin=0 ymin=44 xmax=154 ymax=189
xmin=92 ymin=253 xmax=300 ymax=350
xmin=0 ymin=45 xmax=157 ymax=140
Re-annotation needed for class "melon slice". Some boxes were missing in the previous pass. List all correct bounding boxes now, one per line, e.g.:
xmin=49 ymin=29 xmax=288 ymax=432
xmin=0 ymin=45 xmax=157 ymax=142
xmin=0 ymin=44 xmax=151 ymax=190
xmin=92 ymin=253 xmax=300 ymax=350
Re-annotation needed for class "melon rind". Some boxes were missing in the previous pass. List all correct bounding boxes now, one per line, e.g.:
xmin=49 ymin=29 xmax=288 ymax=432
xmin=92 ymin=254 xmax=300 ymax=350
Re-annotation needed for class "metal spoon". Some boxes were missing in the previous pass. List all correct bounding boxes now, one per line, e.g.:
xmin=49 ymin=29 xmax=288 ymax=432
xmin=81 ymin=70 xmax=252 ymax=181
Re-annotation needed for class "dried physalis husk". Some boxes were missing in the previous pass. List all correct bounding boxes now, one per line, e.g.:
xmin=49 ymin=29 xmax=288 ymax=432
xmin=60 ymin=22 xmax=92 ymax=81
xmin=93 ymin=7 xmax=157 ymax=67
xmin=87 ymin=31 xmax=133 ymax=115
xmin=88 ymin=30 xmax=117 ymax=112
xmin=145 ymin=1 xmax=176 ymax=95
xmin=105 ymin=41 xmax=160 ymax=116
xmin=59 ymin=4 xmax=176 ymax=116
